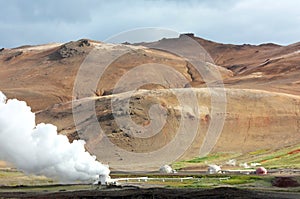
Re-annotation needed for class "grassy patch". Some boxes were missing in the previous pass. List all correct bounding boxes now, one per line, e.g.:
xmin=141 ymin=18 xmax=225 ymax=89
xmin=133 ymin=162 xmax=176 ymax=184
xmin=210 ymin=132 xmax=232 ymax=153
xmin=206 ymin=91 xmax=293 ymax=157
xmin=173 ymin=144 xmax=300 ymax=171
xmin=219 ymin=175 xmax=262 ymax=185
xmin=0 ymin=184 xmax=93 ymax=193
xmin=186 ymin=154 xmax=220 ymax=163
xmin=249 ymin=149 xmax=269 ymax=155
xmin=249 ymin=145 xmax=300 ymax=168
xmin=260 ymin=153 xmax=300 ymax=168
xmin=0 ymin=169 xmax=53 ymax=186
xmin=171 ymin=161 xmax=186 ymax=170
xmin=162 ymin=175 xmax=268 ymax=188
xmin=174 ymin=152 xmax=242 ymax=169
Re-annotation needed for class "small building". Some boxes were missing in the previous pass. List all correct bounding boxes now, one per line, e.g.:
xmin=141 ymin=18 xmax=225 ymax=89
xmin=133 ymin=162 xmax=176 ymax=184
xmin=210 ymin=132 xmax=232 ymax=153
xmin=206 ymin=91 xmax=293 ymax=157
xmin=256 ymin=167 xmax=267 ymax=175
xmin=99 ymin=174 xmax=111 ymax=185
xmin=250 ymin=163 xmax=262 ymax=167
xmin=179 ymin=33 xmax=195 ymax=38
xmin=207 ymin=165 xmax=221 ymax=174
xmin=226 ymin=159 xmax=236 ymax=166
xmin=159 ymin=165 xmax=176 ymax=174
xmin=239 ymin=162 xmax=250 ymax=169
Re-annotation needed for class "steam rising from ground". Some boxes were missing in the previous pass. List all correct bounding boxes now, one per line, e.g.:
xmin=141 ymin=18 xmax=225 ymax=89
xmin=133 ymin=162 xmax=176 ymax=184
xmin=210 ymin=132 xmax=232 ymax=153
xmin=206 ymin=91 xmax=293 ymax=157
xmin=0 ymin=91 xmax=110 ymax=183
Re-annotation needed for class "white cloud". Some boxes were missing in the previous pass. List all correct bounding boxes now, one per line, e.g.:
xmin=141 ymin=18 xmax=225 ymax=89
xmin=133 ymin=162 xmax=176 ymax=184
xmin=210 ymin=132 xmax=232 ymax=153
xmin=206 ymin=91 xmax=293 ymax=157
xmin=0 ymin=0 xmax=299 ymax=47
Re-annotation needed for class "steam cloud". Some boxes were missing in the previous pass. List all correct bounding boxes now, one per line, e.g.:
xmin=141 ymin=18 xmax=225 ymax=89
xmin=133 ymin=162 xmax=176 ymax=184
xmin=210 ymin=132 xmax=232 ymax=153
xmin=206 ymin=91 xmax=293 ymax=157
xmin=0 ymin=91 xmax=110 ymax=183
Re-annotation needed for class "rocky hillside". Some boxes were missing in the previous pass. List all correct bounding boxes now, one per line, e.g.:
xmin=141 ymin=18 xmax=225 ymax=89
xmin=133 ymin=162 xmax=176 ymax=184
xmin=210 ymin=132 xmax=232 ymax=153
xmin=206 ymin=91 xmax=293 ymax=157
xmin=0 ymin=35 xmax=299 ymax=170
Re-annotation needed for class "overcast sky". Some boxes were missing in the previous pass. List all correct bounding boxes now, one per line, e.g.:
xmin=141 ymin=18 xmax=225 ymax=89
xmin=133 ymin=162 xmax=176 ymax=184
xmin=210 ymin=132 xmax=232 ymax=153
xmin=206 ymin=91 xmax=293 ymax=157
xmin=1 ymin=0 xmax=299 ymax=48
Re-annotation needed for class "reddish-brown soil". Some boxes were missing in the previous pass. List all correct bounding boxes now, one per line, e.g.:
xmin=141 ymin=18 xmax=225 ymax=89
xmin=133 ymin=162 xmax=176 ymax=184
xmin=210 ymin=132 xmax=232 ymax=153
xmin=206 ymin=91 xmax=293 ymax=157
xmin=272 ymin=177 xmax=300 ymax=187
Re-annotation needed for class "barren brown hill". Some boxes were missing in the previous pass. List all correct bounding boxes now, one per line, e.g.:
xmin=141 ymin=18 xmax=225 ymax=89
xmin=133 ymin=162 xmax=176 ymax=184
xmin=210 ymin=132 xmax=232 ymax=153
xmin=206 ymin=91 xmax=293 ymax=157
xmin=0 ymin=35 xmax=299 ymax=170
xmin=141 ymin=34 xmax=300 ymax=95
xmin=0 ymin=39 xmax=226 ymax=110
xmin=36 ymin=88 xmax=300 ymax=170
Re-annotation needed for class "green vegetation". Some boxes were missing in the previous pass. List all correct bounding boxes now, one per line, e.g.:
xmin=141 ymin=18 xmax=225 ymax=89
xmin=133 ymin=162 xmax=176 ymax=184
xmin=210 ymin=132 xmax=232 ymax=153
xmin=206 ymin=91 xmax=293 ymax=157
xmin=250 ymin=145 xmax=300 ymax=168
xmin=0 ymin=169 xmax=298 ymax=193
xmin=172 ymin=144 xmax=300 ymax=170
xmin=249 ymin=149 xmax=270 ymax=155
xmin=0 ymin=144 xmax=299 ymax=193
xmin=0 ymin=184 xmax=94 ymax=193
xmin=171 ymin=161 xmax=186 ymax=170
xmin=0 ymin=169 xmax=53 ymax=186
xmin=111 ymin=174 xmax=271 ymax=189
xmin=218 ymin=175 xmax=263 ymax=185
xmin=146 ymin=175 xmax=270 ymax=188
xmin=186 ymin=154 xmax=220 ymax=163
xmin=172 ymin=152 xmax=242 ymax=170
xmin=0 ymin=169 xmax=94 ymax=193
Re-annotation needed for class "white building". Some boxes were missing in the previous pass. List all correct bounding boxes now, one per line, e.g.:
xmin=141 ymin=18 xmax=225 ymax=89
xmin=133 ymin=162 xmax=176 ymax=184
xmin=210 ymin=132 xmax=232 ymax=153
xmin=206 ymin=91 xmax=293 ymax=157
xmin=207 ymin=165 xmax=221 ymax=174
xmin=159 ymin=165 xmax=176 ymax=174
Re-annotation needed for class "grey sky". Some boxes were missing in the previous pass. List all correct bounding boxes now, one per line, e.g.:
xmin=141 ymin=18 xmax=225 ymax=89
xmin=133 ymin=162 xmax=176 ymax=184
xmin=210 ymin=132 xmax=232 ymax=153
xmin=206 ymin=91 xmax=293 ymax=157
xmin=0 ymin=0 xmax=299 ymax=48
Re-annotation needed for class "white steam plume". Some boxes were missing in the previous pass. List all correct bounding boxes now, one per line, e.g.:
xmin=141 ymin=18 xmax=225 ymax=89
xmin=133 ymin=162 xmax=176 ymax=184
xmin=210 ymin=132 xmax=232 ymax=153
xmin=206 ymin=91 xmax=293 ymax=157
xmin=0 ymin=91 xmax=110 ymax=183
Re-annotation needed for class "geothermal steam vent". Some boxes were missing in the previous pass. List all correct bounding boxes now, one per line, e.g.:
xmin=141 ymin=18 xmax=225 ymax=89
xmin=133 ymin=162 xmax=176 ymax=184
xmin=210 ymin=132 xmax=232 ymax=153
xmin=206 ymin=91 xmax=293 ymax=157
xmin=0 ymin=91 xmax=110 ymax=183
